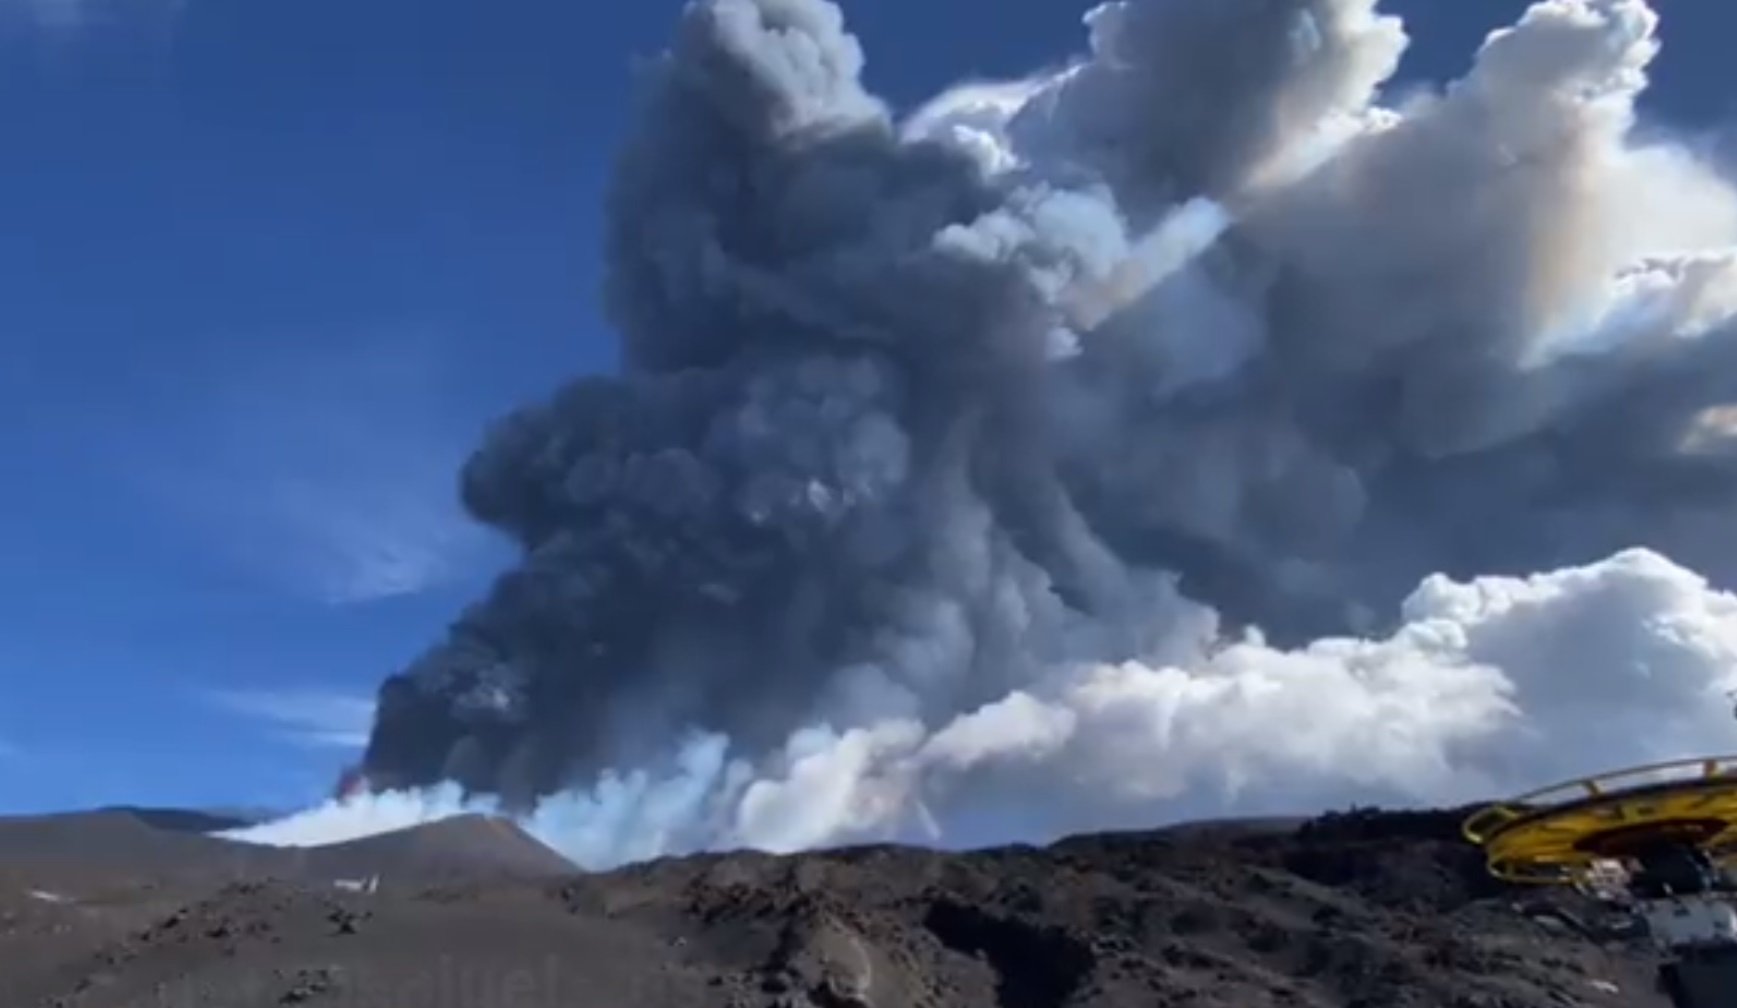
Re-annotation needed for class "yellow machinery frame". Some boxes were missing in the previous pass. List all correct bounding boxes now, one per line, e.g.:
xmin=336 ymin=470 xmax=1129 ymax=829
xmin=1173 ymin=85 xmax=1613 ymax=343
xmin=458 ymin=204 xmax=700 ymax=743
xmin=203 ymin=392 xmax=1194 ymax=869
xmin=1463 ymin=756 xmax=1737 ymax=885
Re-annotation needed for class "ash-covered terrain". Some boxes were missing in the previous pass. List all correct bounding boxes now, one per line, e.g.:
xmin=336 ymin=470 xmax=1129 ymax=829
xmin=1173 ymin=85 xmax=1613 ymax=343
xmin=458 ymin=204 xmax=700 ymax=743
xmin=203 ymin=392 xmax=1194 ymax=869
xmin=0 ymin=806 xmax=1668 ymax=1008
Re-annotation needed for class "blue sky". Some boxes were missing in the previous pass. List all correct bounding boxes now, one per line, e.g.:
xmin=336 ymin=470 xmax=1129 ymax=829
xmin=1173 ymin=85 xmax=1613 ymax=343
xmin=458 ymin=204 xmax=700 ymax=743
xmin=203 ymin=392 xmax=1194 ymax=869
xmin=0 ymin=0 xmax=1731 ymax=815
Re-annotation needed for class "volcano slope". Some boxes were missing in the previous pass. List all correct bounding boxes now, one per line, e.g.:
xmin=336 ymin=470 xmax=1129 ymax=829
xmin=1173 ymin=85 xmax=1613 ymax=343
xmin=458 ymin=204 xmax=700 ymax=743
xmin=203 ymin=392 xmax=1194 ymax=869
xmin=0 ymin=807 xmax=1667 ymax=1007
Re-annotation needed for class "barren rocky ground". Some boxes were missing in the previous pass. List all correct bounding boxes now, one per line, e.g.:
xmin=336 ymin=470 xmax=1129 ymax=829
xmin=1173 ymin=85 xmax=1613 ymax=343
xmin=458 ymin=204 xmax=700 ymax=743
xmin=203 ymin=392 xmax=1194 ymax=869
xmin=0 ymin=807 xmax=1666 ymax=1007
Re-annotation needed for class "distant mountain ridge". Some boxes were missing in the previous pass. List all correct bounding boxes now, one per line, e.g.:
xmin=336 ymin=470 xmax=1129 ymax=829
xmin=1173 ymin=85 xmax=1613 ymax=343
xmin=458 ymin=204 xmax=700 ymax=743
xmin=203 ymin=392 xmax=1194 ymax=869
xmin=0 ymin=807 xmax=576 ymax=886
xmin=94 ymin=806 xmax=270 ymax=834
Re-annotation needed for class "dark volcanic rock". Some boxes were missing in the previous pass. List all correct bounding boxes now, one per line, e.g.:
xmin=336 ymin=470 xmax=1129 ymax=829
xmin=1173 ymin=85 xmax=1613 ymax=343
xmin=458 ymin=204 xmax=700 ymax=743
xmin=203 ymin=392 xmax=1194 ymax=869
xmin=0 ymin=806 xmax=1667 ymax=1007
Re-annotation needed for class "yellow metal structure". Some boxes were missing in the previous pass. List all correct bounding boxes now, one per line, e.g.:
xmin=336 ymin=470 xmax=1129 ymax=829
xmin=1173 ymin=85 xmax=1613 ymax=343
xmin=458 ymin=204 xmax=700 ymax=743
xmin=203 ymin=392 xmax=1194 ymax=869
xmin=1463 ymin=756 xmax=1737 ymax=884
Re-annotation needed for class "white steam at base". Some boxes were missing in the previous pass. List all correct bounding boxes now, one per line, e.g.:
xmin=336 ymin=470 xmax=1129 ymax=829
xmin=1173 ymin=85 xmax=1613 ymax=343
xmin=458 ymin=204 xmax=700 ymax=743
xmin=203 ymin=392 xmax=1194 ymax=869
xmin=234 ymin=549 xmax=1737 ymax=865
xmin=231 ymin=0 xmax=1737 ymax=868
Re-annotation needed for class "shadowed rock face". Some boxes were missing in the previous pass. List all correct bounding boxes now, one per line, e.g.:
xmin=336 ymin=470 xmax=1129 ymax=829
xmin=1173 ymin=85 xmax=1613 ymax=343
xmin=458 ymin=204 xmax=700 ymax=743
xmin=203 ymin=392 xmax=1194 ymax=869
xmin=0 ymin=806 xmax=1674 ymax=1007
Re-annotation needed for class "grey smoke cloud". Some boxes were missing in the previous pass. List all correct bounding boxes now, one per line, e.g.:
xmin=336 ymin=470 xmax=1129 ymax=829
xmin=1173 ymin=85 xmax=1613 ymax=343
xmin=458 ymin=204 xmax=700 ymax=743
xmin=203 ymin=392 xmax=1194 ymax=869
xmin=331 ymin=0 xmax=1737 ymax=863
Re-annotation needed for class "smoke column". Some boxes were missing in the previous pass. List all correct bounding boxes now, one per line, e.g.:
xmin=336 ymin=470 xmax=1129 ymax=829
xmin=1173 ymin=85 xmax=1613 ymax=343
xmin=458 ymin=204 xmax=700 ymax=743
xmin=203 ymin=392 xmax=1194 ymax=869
xmin=237 ymin=0 xmax=1737 ymax=867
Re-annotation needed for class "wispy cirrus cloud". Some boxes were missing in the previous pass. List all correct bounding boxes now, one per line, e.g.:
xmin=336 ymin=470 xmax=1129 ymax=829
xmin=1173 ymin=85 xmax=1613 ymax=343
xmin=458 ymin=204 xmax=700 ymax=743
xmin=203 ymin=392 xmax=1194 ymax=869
xmin=125 ymin=328 xmax=511 ymax=605
xmin=204 ymin=688 xmax=377 ymax=750
xmin=4 ymin=0 xmax=184 ymax=32
xmin=6 ymin=0 xmax=84 ymax=29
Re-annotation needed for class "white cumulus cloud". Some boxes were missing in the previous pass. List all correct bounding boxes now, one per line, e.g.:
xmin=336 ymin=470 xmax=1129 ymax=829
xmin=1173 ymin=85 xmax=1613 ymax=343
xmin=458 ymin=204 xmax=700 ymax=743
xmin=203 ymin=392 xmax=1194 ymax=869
xmin=232 ymin=549 xmax=1737 ymax=866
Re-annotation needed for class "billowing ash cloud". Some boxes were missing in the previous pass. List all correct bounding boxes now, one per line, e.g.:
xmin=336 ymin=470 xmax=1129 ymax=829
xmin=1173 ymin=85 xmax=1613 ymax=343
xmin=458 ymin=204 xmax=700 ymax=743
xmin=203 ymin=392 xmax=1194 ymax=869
xmin=304 ymin=0 xmax=1737 ymax=866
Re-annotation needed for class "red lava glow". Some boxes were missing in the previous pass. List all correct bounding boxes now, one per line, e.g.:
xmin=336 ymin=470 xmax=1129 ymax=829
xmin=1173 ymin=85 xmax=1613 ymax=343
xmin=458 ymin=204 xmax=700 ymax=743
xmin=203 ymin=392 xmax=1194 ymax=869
xmin=335 ymin=766 xmax=373 ymax=801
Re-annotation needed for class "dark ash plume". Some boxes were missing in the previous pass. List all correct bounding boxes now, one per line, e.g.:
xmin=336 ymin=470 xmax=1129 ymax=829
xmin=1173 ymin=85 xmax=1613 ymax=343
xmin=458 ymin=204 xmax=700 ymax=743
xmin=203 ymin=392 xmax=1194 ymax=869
xmin=347 ymin=0 xmax=1737 ymax=859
